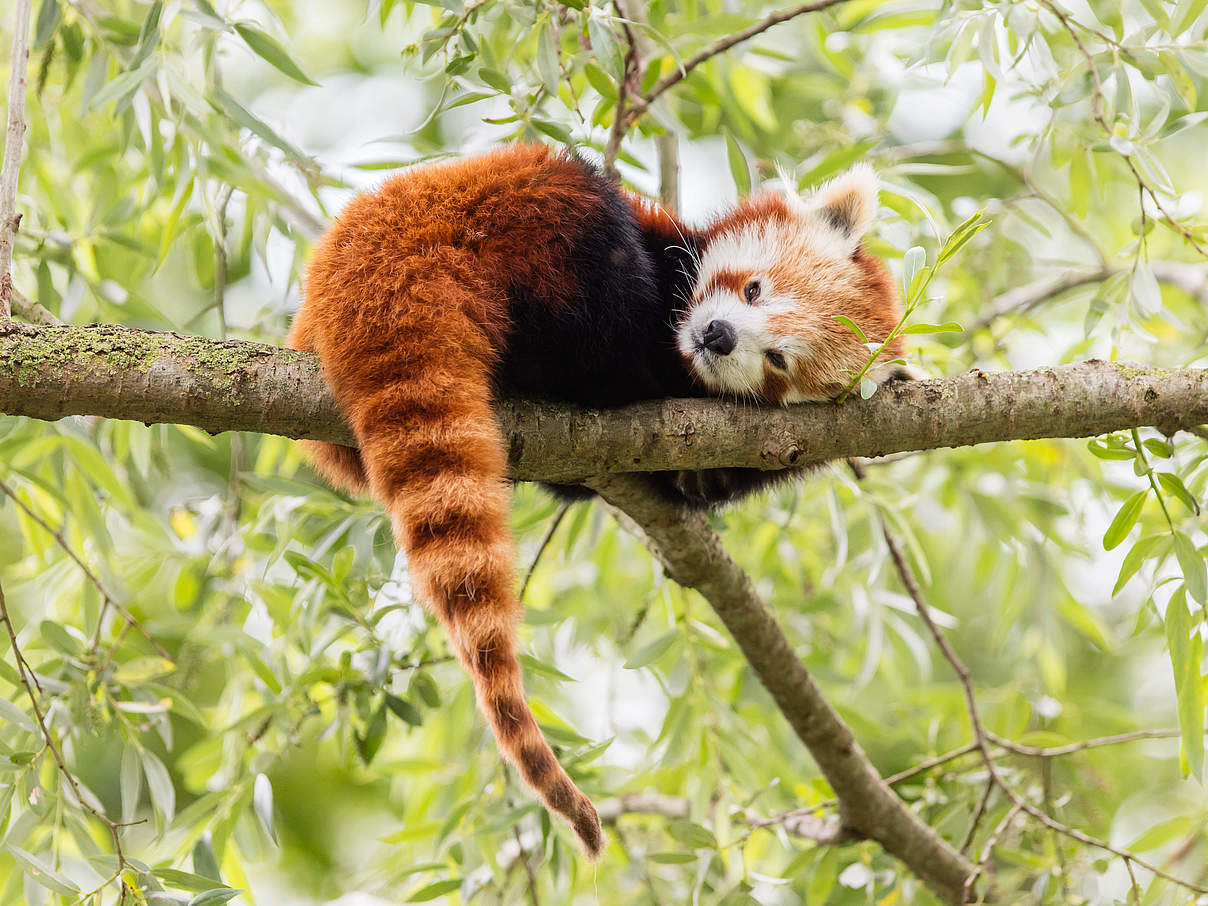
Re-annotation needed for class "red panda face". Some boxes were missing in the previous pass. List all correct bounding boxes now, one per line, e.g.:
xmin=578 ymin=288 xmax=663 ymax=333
xmin=676 ymin=165 xmax=908 ymax=404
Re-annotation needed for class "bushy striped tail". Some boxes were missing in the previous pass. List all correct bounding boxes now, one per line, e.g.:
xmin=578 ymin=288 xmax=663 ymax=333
xmin=291 ymin=301 xmax=603 ymax=858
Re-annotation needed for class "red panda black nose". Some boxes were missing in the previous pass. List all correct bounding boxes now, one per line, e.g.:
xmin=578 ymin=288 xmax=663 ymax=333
xmin=702 ymin=320 xmax=737 ymax=356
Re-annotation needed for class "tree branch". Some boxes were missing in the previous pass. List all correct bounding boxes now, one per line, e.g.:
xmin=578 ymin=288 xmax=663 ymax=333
xmin=0 ymin=0 xmax=33 ymax=319
xmin=585 ymin=473 xmax=976 ymax=903
xmin=2 ymin=323 xmax=1207 ymax=483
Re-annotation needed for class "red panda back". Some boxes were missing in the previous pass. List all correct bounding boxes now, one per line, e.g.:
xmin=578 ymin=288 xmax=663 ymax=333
xmin=290 ymin=145 xmax=604 ymax=857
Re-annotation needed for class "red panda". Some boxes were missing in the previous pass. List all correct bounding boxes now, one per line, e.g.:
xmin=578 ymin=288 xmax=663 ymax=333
xmin=288 ymin=143 xmax=914 ymax=859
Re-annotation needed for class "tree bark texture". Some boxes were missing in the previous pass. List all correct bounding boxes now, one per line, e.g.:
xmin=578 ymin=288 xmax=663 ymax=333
xmin=589 ymin=474 xmax=975 ymax=902
xmin=2 ymin=323 xmax=1206 ymax=483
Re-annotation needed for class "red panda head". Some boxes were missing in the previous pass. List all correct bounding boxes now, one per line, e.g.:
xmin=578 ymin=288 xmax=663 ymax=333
xmin=676 ymin=165 xmax=909 ymax=404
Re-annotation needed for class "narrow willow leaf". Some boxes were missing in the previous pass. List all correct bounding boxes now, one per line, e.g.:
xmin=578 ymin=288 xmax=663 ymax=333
xmin=1157 ymin=472 xmax=1199 ymax=515
xmin=0 ymin=698 xmax=37 ymax=734
xmin=187 ymin=888 xmax=243 ymax=906
xmin=536 ymin=22 xmax=559 ymax=95
xmin=407 ymin=879 xmax=463 ymax=901
xmin=900 ymin=246 xmax=925 ymax=294
xmin=385 ymin=694 xmax=423 ymax=726
xmin=583 ymin=63 xmax=617 ymax=100
xmin=234 ymin=23 xmax=317 ymax=85
xmin=154 ymin=868 xmax=225 ymax=893
xmin=34 ymin=0 xmax=61 ymax=49
xmin=725 ymin=132 xmax=750 ymax=196
xmin=1173 ymin=532 xmax=1207 ymax=605
xmin=900 ymin=321 xmax=962 ymax=335
xmin=1164 ymin=589 xmax=1205 ymax=779
xmin=141 ymin=749 xmax=176 ymax=826
xmin=7 ymin=846 xmax=81 ymax=895
xmin=121 ymin=744 xmax=142 ymax=824
xmin=1113 ymin=534 xmax=1168 ymax=595
xmin=1103 ymin=490 xmax=1147 ymax=550
xmin=253 ymin=773 xmax=278 ymax=844
xmin=832 ymin=315 xmax=867 ymax=341
xmin=624 ymin=631 xmax=677 ymax=669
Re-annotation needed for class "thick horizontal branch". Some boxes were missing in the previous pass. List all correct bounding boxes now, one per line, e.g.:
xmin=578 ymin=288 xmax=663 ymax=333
xmin=2 ymin=323 xmax=1207 ymax=482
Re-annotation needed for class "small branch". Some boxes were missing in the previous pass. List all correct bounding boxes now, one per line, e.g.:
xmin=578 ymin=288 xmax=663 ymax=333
xmin=0 ymin=0 xmax=33 ymax=319
xmin=0 ymin=579 xmax=131 ymax=894
xmin=10 ymin=286 xmax=59 ymax=324
xmin=856 ymin=460 xmax=1208 ymax=898
xmin=0 ymin=475 xmax=171 ymax=660
xmin=964 ymin=801 xmax=1022 ymax=900
xmin=627 ymin=0 xmax=851 ymax=125
xmin=968 ymin=261 xmax=1208 ymax=333
xmin=518 ymin=501 xmax=570 ymax=604
xmin=587 ymin=473 xmax=975 ymax=904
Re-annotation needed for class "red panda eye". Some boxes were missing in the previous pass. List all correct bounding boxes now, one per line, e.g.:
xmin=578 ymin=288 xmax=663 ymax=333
xmin=765 ymin=350 xmax=787 ymax=370
xmin=744 ymin=281 xmax=760 ymax=303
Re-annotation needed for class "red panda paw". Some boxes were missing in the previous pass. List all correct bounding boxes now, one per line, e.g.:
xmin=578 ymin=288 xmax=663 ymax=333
xmin=869 ymin=361 xmax=928 ymax=386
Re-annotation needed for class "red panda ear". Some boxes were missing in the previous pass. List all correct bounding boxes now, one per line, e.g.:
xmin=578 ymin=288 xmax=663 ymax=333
xmin=807 ymin=164 xmax=878 ymax=251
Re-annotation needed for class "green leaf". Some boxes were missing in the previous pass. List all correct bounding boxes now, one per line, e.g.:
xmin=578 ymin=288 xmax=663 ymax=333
xmin=187 ymin=888 xmax=243 ymax=906
xmin=478 ymin=67 xmax=511 ymax=92
xmin=900 ymin=246 xmax=925 ymax=294
xmin=583 ymin=63 xmax=617 ymax=100
xmin=1131 ymin=263 xmax=1162 ymax=317
xmin=141 ymin=749 xmax=176 ymax=826
xmin=649 ymin=852 xmax=698 ymax=863
xmin=900 ymin=321 xmax=962 ymax=335
xmin=113 ymin=656 xmax=176 ymax=684
xmin=7 ymin=846 xmax=81 ymax=896
xmin=253 ymin=773 xmax=278 ymax=844
xmin=1173 ymin=532 xmax=1207 ymax=605
xmin=859 ymin=376 xmax=878 ymax=399
xmin=385 ymin=694 xmax=423 ymax=726
xmin=234 ymin=23 xmax=317 ymax=85
xmin=154 ymin=868 xmax=225 ymax=893
xmin=0 ymin=698 xmax=37 ymax=734
xmin=1103 ymin=490 xmax=1147 ymax=550
xmin=624 ymin=632 xmax=677 ymax=669
xmin=532 ymin=119 xmax=572 ymax=144
xmin=1157 ymin=472 xmax=1199 ymax=515
xmin=211 ymin=87 xmax=309 ymax=166
xmin=356 ymin=704 xmax=388 ymax=765
xmin=39 ymin=619 xmax=81 ymax=655
xmin=34 ymin=0 xmax=61 ymax=49
xmin=1113 ymin=534 xmax=1167 ymax=596
xmin=407 ymin=879 xmax=463 ymax=901
xmin=832 ymin=315 xmax=867 ymax=342
xmin=536 ymin=23 xmax=559 ymax=95
xmin=724 ymin=132 xmax=750 ymax=196
xmin=121 ymin=744 xmax=142 ymax=824
xmin=1171 ymin=0 xmax=1208 ymax=35
xmin=669 ymin=820 xmax=718 ymax=850
xmin=1164 ymin=589 xmax=1205 ymax=779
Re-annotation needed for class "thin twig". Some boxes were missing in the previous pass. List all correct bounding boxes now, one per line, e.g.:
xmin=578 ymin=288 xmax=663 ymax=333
xmin=0 ymin=0 xmax=33 ymax=319
xmin=0 ymin=475 xmax=171 ymax=660
xmin=10 ymin=285 xmax=59 ymax=324
xmin=0 ymin=579 xmax=132 ymax=895
xmin=960 ymin=778 xmax=996 ymax=856
xmin=627 ymin=0 xmax=852 ymax=124
xmin=1037 ymin=0 xmax=1208 ymax=259
xmin=852 ymin=460 xmax=1208 ymax=898
xmin=518 ymin=501 xmax=570 ymax=604
xmin=963 ymin=801 xmax=1022 ymax=900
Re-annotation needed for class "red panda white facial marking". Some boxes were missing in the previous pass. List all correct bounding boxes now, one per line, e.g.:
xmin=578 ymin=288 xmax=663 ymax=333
xmin=677 ymin=165 xmax=910 ymax=404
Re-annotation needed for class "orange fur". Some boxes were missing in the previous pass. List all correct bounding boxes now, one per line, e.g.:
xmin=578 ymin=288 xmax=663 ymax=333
xmin=290 ymin=145 xmax=605 ymax=857
xmin=289 ymin=145 xmax=910 ymax=858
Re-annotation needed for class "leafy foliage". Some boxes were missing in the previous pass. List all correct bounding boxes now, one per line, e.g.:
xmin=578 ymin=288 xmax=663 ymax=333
xmin=1 ymin=0 xmax=1207 ymax=903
